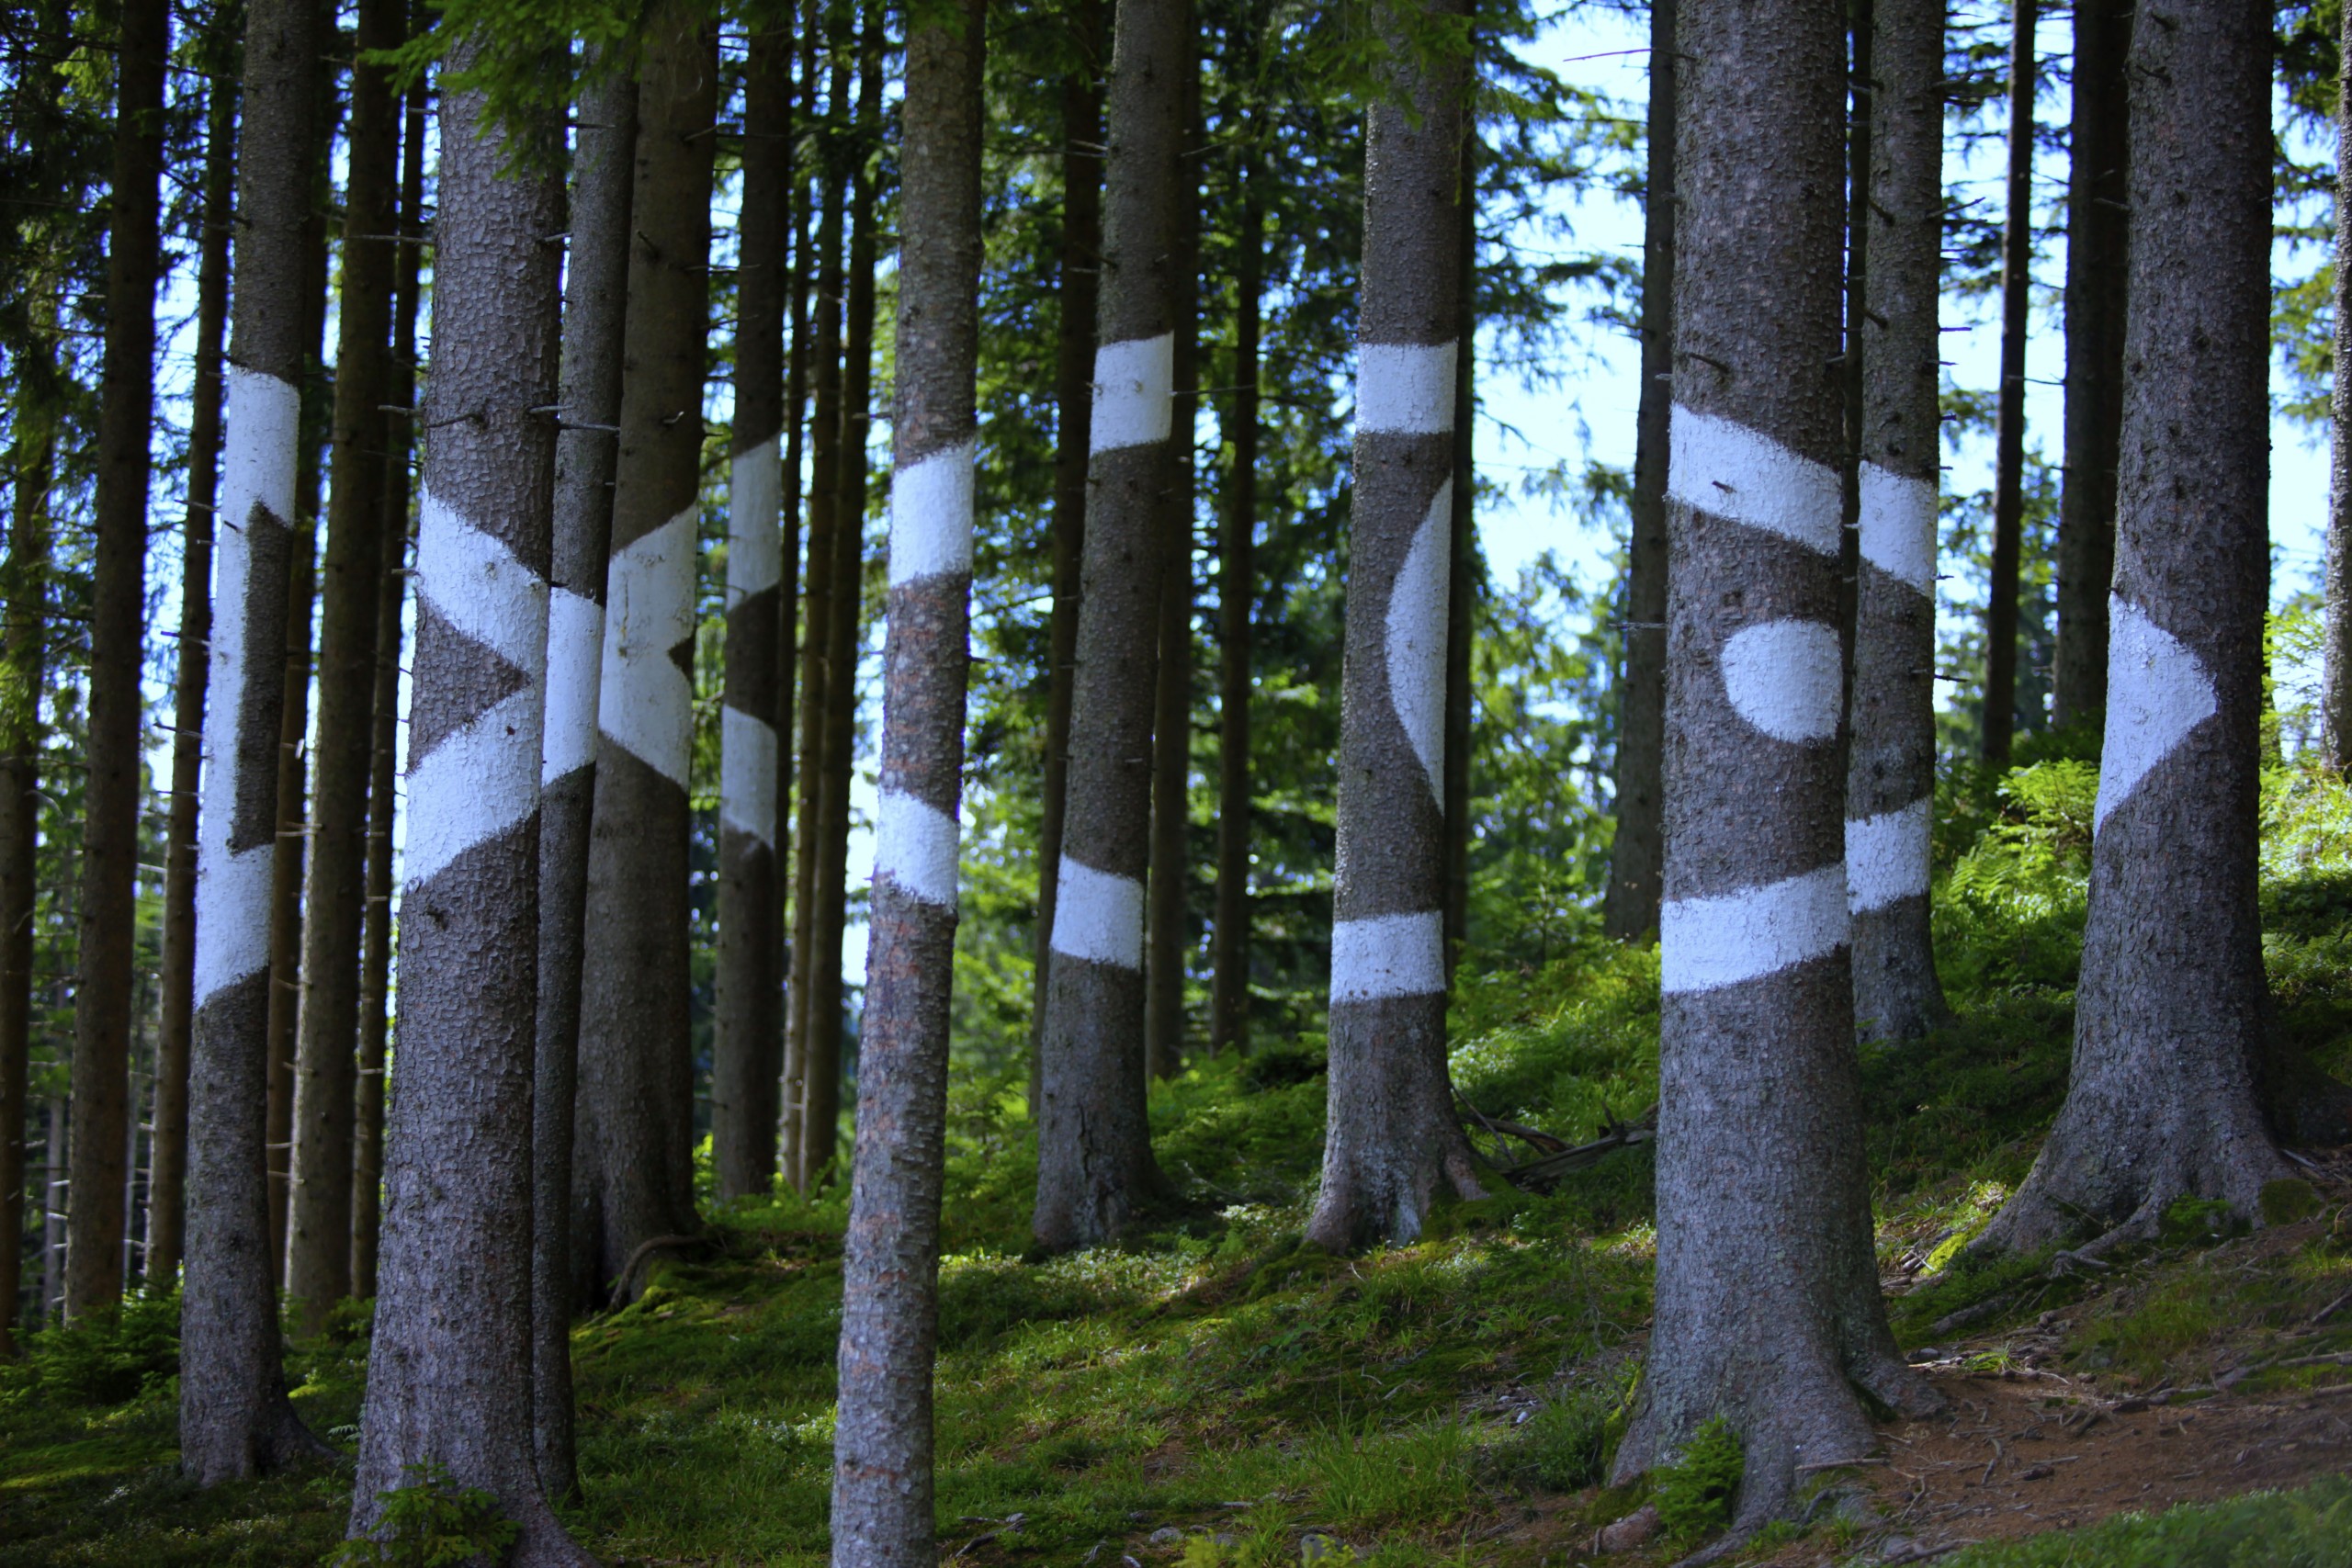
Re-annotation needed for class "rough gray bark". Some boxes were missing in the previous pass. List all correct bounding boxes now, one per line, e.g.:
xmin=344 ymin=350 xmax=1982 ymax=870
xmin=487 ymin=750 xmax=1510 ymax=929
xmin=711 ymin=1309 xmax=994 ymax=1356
xmin=2325 ymin=0 xmax=2352 ymax=768
xmin=0 ymin=414 xmax=51 ymax=1357
xmin=152 ymin=50 xmax=239 ymax=1291
xmin=829 ymin=3 xmax=983 ymax=1556
xmin=1209 ymin=149 xmax=1259 ymax=1059
xmin=1441 ymin=128 xmax=1476 ymax=973
xmin=1846 ymin=0 xmax=1948 ymax=1042
xmin=537 ymin=54 xmax=633 ymax=1497
xmin=575 ymin=0 xmax=716 ymax=1299
xmin=2053 ymin=1 xmax=2131 ymax=728
xmin=1030 ymin=0 xmax=1188 ymax=1254
xmin=1983 ymin=0 xmax=2035 ymax=764
xmin=286 ymin=0 xmax=402 ymax=1330
xmin=1030 ymin=0 xmax=1107 ymax=1107
xmin=1976 ymin=0 xmax=2287 ymax=1258
xmin=347 ymin=54 xmax=587 ymax=1565
xmin=180 ymin=0 xmax=328 ymax=1481
xmin=65 ymin=0 xmax=170 ymax=1320
xmin=715 ymin=17 xmax=792 ymax=1201
xmin=1303 ymin=0 xmax=1486 ymax=1256
xmin=1611 ymin=0 xmax=1939 ymax=1532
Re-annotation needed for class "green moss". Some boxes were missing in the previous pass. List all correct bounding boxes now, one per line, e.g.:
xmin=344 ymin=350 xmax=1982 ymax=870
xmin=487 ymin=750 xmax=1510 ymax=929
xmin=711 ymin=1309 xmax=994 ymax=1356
xmin=1945 ymin=1477 xmax=2352 ymax=1566
xmin=2261 ymin=1178 xmax=2322 ymax=1226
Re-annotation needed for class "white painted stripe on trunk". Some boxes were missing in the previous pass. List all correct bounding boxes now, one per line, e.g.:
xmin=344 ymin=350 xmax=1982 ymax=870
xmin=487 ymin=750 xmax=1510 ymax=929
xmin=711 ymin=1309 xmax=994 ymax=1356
xmin=1329 ymin=910 xmax=1447 ymax=1002
xmin=1661 ymin=863 xmax=1849 ymax=994
xmin=417 ymin=490 xmax=548 ymax=669
xmin=192 ymin=367 xmax=300 ymax=1004
xmin=2095 ymin=594 xmax=2218 ymax=831
xmin=1385 ymin=478 xmax=1452 ymax=801
xmin=1356 ymin=341 xmax=1458 ymax=435
xmin=888 ymin=439 xmax=977 ymax=587
xmin=1668 ymin=404 xmax=1841 ymax=556
xmin=1857 ymin=462 xmax=1937 ymax=594
xmin=1720 ymin=619 xmax=1843 ymax=743
xmin=1048 ymin=856 xmax=1144 ymax=970
xmin=1089 ymin=333 xmax=1175 ymax=454
xmin=726 ymin=435 xmax=783 ymax=603
xmin=1846 ymin=798 xmax=1932 ymax=913
xmin=597 ymin=503 xmax=698 ymax=786
xmin=541 ymin=588 xmax=604 ymax=783
xmin=719 ymin=704 xmax=777 ymax=846
xmin=876 ymin=787 xmax=959 ymax=909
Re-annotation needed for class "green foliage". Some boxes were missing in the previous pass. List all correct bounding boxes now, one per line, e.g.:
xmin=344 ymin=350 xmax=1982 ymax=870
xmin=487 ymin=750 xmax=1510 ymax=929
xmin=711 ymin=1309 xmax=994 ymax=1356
xmin=1510 ymin=1359 xmax=1637 ymax=1493
xmin=1651 ymin=1416 xmax=1742 ymax=1543
xmin=2 ymin=1289 xmax=180 ymax=1407
xmin=328 ymin=1461 xmax=521 ymax=1568
xmin=2264 ymin=1179 xmax=2324 ymax=1227
xmin=1946 ymin=1477 xmax=2352 ymax=1568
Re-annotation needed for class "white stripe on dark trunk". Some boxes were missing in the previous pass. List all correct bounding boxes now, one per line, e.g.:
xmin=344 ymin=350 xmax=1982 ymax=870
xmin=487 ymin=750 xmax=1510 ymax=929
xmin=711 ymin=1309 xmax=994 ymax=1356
xmin=1048 ymin=856 xmax=1144 ymax=970
xmin=1356 ymin=341 xmax=1458 ymax=434
xmin=875 ymin=787 xmax=959 ymax=909
xmin=887 ymin=439 xmax=977 ymax=585
xmin=1660 ymin=862 xmax=1848 ymax=994
xmin=1845 ymin=798 xmax=1932 ymax=913
xmin=1329 ymin=909 xmax=1446 ymax=1001
xmin=1385 ymin=477 xmax=1451 ymax=802
xmin=718 ymin=706 xmax=777 ymax=845
xmin=726 ymin=435 xmax=783 ymax=603
xmin=540 ymin=587 xmax=604 ymax=784
xmin=1857 ymin=461 xmax=1937 ymax=593
xmin=1087 ymin=333 xmax=1174 ymax=454
xmin=1668 ymin=403 xmax=1841 ymax=557
xmin=597 ymin=502 xmax=696 ymax=787
xmin=2094 ymin=593 xmax=2218 ymax=831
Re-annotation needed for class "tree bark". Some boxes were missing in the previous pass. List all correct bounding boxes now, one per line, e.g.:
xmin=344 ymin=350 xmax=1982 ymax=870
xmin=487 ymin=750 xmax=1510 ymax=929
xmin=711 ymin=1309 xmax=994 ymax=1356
xmin=774 ymin=10 xmax=813 ymax=1163
xmin=180 ymin=0 xmax=328 ymax=1481
xmin=1303 ymin=0 xmax=1486 ymax=1255
xmin=285 ymin=0 xmax=402 ymax=1331
xmin=715 ymin=15 xmax=792 ymax=1201
xmin=1031 ymin=0 xmax=1107 ymax=1108
xmin=575 ymin=0 xmax=716 ymax=1300
xmin=0 ymin=413 xmax=52 ymax=1358
xmin=354 ymin=62 xmax=427 ymax=1306
xmin=1209 ymin=150 xmax=1259 ymax=1058
xmin=1612 ymin=0 xmax=1939 ymax=1529
xmin=1441 ymin=127 xmax=1476 ymax=974
xmin=1983 ymin=0 xmax=2035 ymax=765
xmin=1602 ymin=0 xmax=1676 ymax=942
xmin=1977 ymin=0 xmax=2287 ymax=1258
xmin=152 ymin=45 xmax=240 ymax=1292
xmin=1846 ymin=0 xmax=1948 ymax=1042
xmin=64 ymin=0 xmax=170 ymax=1321
xmin=537 ymin=53 xmax=633 ymax=1496
xmin=830 ymin=4 xmax=983 ymax=1556
xmin=2053 ymin=1 xmax=2131 ymax=729
xmin=347 ymin=51 xmax=588 ymax=1567
xmin=1030 ymin=0 xmax=1188 ymax=1254
xmin=2324 ymin=0 xmax=2352 ymax=768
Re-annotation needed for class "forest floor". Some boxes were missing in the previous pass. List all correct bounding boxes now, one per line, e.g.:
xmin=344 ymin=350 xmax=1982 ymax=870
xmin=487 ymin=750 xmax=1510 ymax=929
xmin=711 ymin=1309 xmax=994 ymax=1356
xmin=3 ymin=754 xmax=2350 ymax=1566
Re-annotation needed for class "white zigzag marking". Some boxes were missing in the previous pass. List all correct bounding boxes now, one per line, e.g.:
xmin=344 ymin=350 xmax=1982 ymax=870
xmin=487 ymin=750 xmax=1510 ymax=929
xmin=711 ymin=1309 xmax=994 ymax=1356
xmin=2095 ymin=594 xmax=2218 ymax=831
xmin=719 ymin=705 xmax=776 ymax=846
xmin=598 ymin=503 xmax=697 ymax=787
xmin=1661 ymin=863 xmax=1848 ymax=994
xmin=1668 ymin=404 xmax=1842 ymax=556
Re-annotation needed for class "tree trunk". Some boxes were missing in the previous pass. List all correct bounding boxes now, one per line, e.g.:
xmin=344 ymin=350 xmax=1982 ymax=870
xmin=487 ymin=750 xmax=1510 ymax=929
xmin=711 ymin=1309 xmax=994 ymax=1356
xmin=354 ymin=62 xmax=427 ymax=1305
xmin=801 ymin=0 xmax=885 ymax=1190
xmin=1031 ymin=0 xmax=1106 ymax=1109
xmin=1030 ymin=0 xmax=1188 ymax=1255
xmin=152 ymin=45 xmax=239 ymax=1292
xmin=2053 ymin=2 xmax=2131 ymax=729
xmin=575 ymin=0 xmax=716 ymax=1300
xmin=1601 ymin=0 xmax=1676 ymax=942
xmin=1144 ymin=54 xmax=1200 ymax=1084
xmin=716 ymin=16 xmax=792 ymax=1201
xmin=829 ymin=4 xmax=983 ymax=1556
xmin=1612 ymin=0 xmax=1939 ymax=1529
xmin=1983 ymin=0 xmax=2035 ymax=765
xmin=347 ymin=53 xmax=587 ymax=1567
xmin=1209 ymin=151 xmax=1259 ymax=1058
xmin=180 ymin=0 xmax=329 ymax=1481
xmin=1302 ymin=0 xmax=1486 ymax=1255
xmin=1977 ymin=0 xmax=2287 ymax=1258
xmin=286 ymin=0 xmax=402 ymax=1331
xmin=774 ymin=13 xmax=812 ymax=1163
xmin=537 ymin=54 xmax=633 ymax=1495
xmin=1441 ymin=129 xmax=1476 ymax=974
xmin=1845 ymin=0 xmax=1948 ymax=1042
xmin=2324 ymin=0 xmax=2352 ymax=768
xmin=0 ymin=414 xmax=52 ymax=1358
xmin=64 ymin=0 xmax=170 ymax=1322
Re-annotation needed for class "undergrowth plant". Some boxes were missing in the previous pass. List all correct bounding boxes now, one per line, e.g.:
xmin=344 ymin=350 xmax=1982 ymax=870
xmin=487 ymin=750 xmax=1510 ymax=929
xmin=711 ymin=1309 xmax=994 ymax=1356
xmin=327 ymin=1461 xmax=519 ymax=1568
xmin=1651 ymin=1416 xmax=1742 ymax=1543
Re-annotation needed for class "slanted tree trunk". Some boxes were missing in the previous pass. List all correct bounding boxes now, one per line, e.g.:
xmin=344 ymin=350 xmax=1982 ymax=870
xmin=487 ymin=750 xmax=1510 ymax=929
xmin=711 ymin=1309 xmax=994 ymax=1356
xmin=354 ymin=62 xmax=427 ymax=1304
xmin=801 ymin=0 xmax=885 ymax=1189
xmin=286 ymin=0 xmax=402 ymax=1330
xmin=0 ymin=413 xmax=52 ymax=1358
xmin=715 ymin=16 xmax=792 ymax=1201
xmin=575 ymin=0 xmax=716 ymax=1299
xmin=1845 ymin=0 xmax=1947 ymax=1042
xmin=2324 ymin=0 xmax=2352 ymax=768
xmin=1976 ymin=0 xmax=2287 ymax=1258
xmin=829 ymin=4 xmax=983 ymax=1555
xmin=536 ymin=55 xmax=634 ymax=1495
xmin=1302 ymin=0 xmax=1485 ymax=1255
xmin=64 ymin=0 xmax=170 ymax=1321
xmin=1209 ymin=146 xmax=1259 ymax=1058
xmin=346 ymin=53 xmax=587 ymax=1568
xmin=152 ymin=48 xmax=240 ymax=1291
xmin=1611 ymin=0 xmax=1939 ymax=1529
xmin=2053 ymin=1 xmax=2131 ymax=729
xmin=1030 ymin=0 xmax=1188 ymax=1254
xmin=1983 ymin=0 xmax=2035 ymax=765
xmin=180 ymin=0 xmax=329 ymax=1480
xmin=1031 ymin=0 xmax=1107 ymax=1109
xmin=1601 ymin=0 xmax=1676 ymax=943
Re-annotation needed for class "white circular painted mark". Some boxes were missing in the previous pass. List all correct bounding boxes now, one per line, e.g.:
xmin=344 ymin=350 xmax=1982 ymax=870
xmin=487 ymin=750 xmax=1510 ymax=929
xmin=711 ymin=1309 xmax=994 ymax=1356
xmin=1719 ymin=619 xmax=1842 ymax=744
